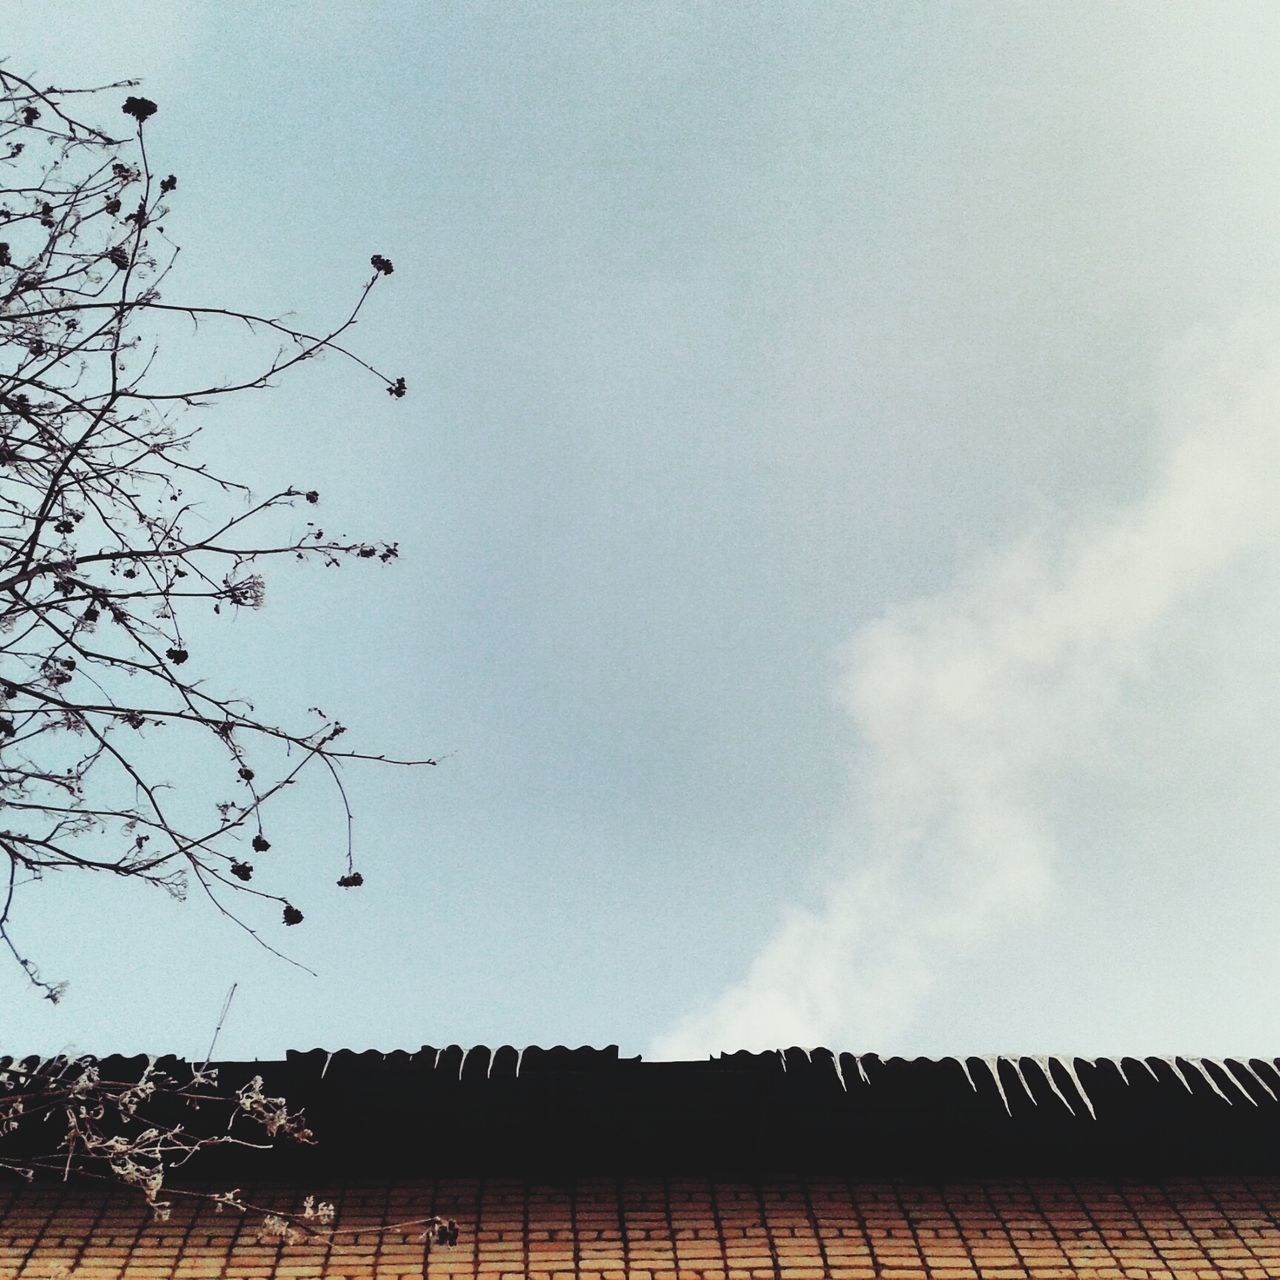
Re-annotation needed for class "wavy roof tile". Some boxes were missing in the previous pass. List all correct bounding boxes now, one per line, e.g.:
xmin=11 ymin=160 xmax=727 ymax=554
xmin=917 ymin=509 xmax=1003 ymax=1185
xmin=8 ymin=1048 xmax=1279 ymax=1177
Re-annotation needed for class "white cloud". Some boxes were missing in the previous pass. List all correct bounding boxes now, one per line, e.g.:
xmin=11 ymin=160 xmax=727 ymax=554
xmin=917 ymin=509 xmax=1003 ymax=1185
xmin=651 ymin=313 xmax=1280 ymax=1060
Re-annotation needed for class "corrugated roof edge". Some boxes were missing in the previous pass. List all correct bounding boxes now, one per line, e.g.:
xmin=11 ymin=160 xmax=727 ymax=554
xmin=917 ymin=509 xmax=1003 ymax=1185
xmin=6 ymin=1047 xmax=1280 ymax=1119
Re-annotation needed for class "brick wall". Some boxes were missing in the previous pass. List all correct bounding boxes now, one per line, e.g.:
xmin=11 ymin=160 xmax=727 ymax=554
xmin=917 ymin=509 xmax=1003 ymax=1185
xmin=4 ymin=1175 xmax=1280 ymax=1280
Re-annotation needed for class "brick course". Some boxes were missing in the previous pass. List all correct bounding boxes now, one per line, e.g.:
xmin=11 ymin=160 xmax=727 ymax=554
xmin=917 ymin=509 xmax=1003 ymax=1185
xmin=4 ymin=1177 xmax=1280 ymax=1280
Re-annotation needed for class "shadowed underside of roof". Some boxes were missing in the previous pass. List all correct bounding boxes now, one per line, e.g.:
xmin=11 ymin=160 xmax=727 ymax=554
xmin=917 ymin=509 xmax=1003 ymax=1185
xmin=8 ymin=1048 xmax=1280 ymax=1179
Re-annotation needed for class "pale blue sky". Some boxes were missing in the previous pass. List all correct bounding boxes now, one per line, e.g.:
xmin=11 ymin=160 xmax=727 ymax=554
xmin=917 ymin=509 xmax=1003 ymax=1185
xmin=6 ymin=3 xmax=1280 ymax=1061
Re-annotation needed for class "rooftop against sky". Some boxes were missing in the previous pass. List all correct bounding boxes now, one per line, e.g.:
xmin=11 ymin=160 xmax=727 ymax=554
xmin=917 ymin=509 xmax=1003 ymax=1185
xmin=4 ymin=2 xmax=1280 ymax=1063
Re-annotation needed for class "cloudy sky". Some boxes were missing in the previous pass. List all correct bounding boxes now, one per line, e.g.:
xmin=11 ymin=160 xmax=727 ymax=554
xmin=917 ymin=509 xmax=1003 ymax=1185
xmin=5 ymin=2 xmax=1280 ymax=1063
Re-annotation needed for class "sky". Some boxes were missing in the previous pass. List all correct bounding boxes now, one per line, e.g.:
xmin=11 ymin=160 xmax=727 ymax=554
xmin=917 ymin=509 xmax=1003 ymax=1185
xmin=5 ymin=2 xmax=1280 ymax=1063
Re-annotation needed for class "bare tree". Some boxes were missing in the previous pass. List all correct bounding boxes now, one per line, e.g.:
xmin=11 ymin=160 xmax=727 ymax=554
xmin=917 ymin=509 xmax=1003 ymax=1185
xmin=0 ymin=67 xmax=440 ymax=1217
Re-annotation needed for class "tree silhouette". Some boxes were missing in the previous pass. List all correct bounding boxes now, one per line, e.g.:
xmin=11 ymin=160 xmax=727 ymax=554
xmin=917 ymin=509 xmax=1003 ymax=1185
xmin=0 ymin=66 xmax=438 ymax=1218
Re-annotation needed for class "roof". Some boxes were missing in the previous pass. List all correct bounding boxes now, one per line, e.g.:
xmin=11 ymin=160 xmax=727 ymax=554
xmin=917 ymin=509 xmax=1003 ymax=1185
xmin=10 ymin=1047 xmax=1280 ymax=1178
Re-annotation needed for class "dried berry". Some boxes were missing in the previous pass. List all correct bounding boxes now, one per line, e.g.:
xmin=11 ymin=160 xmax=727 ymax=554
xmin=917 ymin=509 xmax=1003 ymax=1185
xmin=336 ymin=872 xmax=364 ymax=888
xmin=165 ymin=647 xmax=189 ymax=664
xmin=238 ymin=766 xmax=255 ymax=782
xmin=282 ymin=903 xmax=303 ymax=926
xmin=107 ymin=245 xmax=129 ymax=270
xmin=160 ymin=174 xmax=177 ymax=193
xmin=122 ymin=96 xmax=158 ymax=123
xmin=305 ymin=490 xmax=319 ymax=504
xmin=370 ymin=254 xmax=394 ymax=275
xmin=252 ymin=834 xmax=271 ymax=853
xmin=387 ymin=376 xmax=407 ymax=398
xmin=230 ymin=861 xmax=253 ymax=882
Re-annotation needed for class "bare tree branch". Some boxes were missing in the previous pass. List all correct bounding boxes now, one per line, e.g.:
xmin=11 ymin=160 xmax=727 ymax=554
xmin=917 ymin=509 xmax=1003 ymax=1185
xmin=0 ymin=68 xmax=444 ymax=1227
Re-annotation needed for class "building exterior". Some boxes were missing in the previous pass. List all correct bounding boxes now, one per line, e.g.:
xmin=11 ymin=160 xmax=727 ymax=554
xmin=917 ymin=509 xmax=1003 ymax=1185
xmin=3 ymin=1047 xmax=1280 ymax=1280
